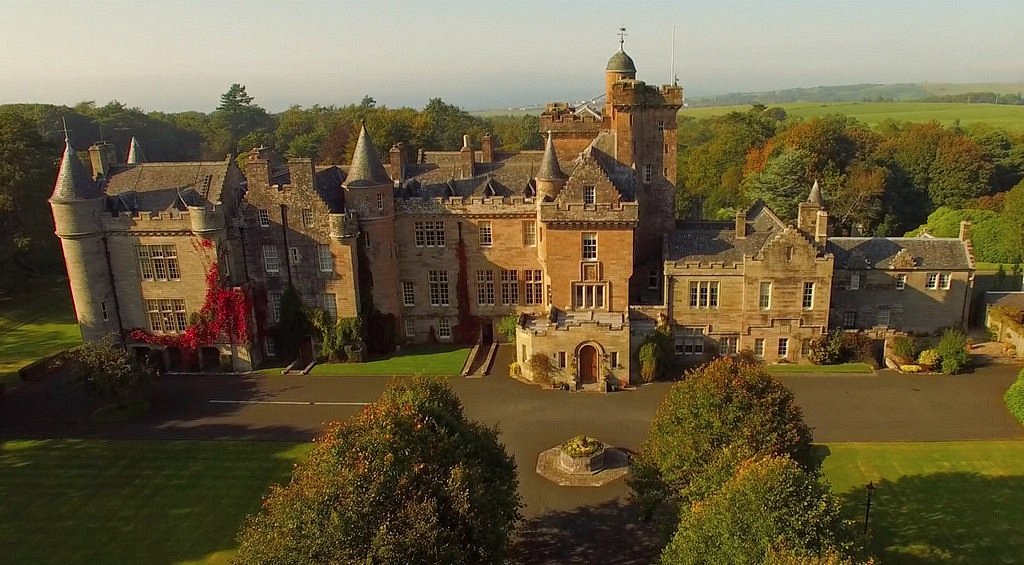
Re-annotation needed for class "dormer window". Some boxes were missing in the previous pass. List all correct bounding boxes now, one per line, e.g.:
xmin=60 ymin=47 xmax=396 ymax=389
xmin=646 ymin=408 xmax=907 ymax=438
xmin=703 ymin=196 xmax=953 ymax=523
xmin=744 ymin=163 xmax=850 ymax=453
xmin=583 ymin=185 xmax=596 ymax=206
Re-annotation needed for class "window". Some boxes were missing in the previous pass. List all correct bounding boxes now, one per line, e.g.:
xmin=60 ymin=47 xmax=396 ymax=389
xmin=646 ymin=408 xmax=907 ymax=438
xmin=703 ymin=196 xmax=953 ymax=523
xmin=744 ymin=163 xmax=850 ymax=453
xmin=557 ymin=351 xmax=566 ymax=368
xmin=404 ymin=318 xmax=416 ymax=337
xmin=525 ymin=270 xmax=543 ymax=305
xmin=270 ymin=293 xmax=282 ymax=322
xmin=364 ymin=231 xmax=372 ymax=249
xmin=842 ymin=311 xmax=857 ymax=329
xmin=573 ymin=283 xmax=605 ymax=309
xmin=323 ymin=294 xmax=337 ymax=319
xmin=759 ymin=281 xmax=772 ymax=310
xmin=402 ymin=281 xmax=415 ymax=306
xmin=754 ymin=338 xmax=765 ymax=358
xmin=674 ymin=328 xmax=705 ymax=355
xmin=257 ymin=209 xmax=271 ymax=227
xmin=501 ymin=270 xmax=519 ymax=305
xmin=414 ymin=221 xmax=446 ymax=247
xmin=437 ymin=317 xmax=451 ymax=339
xmin=376 ymin=193 xmax=384 ymax=210
xmin=476 ymin=270 xmax=495 ymax=305
xmin=778 ymin=338 xmax=789 ymax=359
xmin=849 ymin=273 xmax=861 ymax=290
xmin=101 ymin=301 xmax=108 ymax=321
xmin=146 ymin=299 xmax=187 ymax=333
xmin=317 ymin=245 xmax=333 ymax=272
xmin=610 ymin=351 xmax=619 ymax=367
xmin=522 ymin=222 xmax=536 ymax=246
xmin=689 ymin=281 xmax=719 ymax=308
xmin=263 ymin=336 xmax=276 ymax=357
xmin=802 ymin=282 xmax=815 ymax=310
xmin=657 ymin=120 xmax=665 ymax=131
xmin=429 ymin=271 xmax=450 ymax=306
xmin=896 ymin=274 xmax=907 ymax=290
xmin=648 ymin=270 xmax=659 ymax=290
xmin=583 ymin=185 xmax=596 ymax=206
xmin=301 ymin=208 xmax=314 ymax=228
xmin=877 ymin=307 xmax=891 ymax=327
xmin=137 ymin=244 xmax=180 ymax=281
xmin=926 ymin=273 xmax=938 ymax=289
xmin=521 ymin=345 xmax=527 ymax=362
xmin=289 ymin=246 xmax=300 ymax=264
xmin=479 ymin=221 xmax=492 ymax=247
xmin=938 ymin=273 xmax=950 ymax=289
xmin=643 ymin=164 xmax=653 ymax=184
xmin=582 ymin=232 xmax=597 ymax=261
xmin=720 ymin=336 xmax=739 ymax=355
xmin=262 ymin=245 xmax=280 ymax=275
xmin=221 ymin=253 xmax=231 ymax=278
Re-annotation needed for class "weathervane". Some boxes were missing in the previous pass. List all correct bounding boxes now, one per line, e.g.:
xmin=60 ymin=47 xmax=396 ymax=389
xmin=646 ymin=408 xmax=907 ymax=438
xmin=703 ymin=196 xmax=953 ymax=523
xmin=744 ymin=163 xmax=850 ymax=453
xmin=618 ymin=27 xmax=627 ymax=51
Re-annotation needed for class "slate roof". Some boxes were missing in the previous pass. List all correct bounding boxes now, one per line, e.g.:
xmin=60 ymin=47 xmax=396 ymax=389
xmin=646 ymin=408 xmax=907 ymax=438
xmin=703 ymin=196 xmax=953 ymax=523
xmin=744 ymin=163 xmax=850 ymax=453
xmin=536 ymin=133 xmax=567 ymax=180
xmin=987 ymin=292 xmax=1024 ymax=311
xmin=103 ymin=161 xmax=231 ymax=211
xmin=51 ymin=139 xmax=101 ymax=202
xmin=314 ymin=166 xmax=346 ymax=212
xmin=401 ymin=151 xmax=544 ymax=198
xmin=344 ymin=125 xmax=391 ymax=188
xmin=827 ymin=237 xmax=973 ymax=270
xmin=666 ymin=202 xmax=789 ymax=265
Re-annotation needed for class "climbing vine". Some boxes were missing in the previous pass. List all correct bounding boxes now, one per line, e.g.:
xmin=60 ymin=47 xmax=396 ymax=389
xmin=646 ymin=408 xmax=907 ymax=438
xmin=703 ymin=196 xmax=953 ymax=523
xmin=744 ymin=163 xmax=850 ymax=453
xmin=452 ymin=231 xmax=479 ymax=344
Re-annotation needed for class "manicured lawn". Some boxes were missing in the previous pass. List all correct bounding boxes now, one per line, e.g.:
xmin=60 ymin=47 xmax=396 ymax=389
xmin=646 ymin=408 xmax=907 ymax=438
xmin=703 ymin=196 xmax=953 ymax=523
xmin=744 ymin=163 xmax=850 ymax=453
xmin=822 ymin=441 xmax=1024 ymax=564
xmin=0 ymin=439 xmax=309 ymax=565
xmin=767 ymin=362 xmax=874 ymax=375
xmin=263 ymin=344 xmax=472 ymax=376
xmin=0 ymin=283 xmax=80 ymax=388
xmin=975 ymin=262 xmax=1023 ymax=273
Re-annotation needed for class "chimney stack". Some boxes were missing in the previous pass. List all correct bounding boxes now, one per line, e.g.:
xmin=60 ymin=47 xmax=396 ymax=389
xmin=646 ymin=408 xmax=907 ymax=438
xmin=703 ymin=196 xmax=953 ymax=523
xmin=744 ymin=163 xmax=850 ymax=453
xmin=481 ymin=133 xmax=495 ymax=163
xmin=88 ymin=141 xmax=116 ymax=180
xmin=459 ymin=134 xmax=475 ymax=178
xmin=959 ymin=220 xmax=972 ymax=242
xmin=815 ymin=210 xmax=829 ymax=244
xmin=389 ymin=142 xmax=406 ymax=183
xmin=735 ymin=211 xmax=746 ymax=239
xmin=245 ymin=146 xmax=273 ymax=188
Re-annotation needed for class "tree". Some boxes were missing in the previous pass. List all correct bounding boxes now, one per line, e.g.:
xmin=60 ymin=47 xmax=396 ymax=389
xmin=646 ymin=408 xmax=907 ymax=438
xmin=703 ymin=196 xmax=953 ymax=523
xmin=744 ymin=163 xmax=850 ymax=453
xmin=0 ymin=110 xmax=60 ymax=289
xmin=70 ymin=337 xmax=151 ymax=407
xmin=211 ymin=84 xmax=272 ymax=156
xmin=659 ymin=457 xmax=858 ymax=565
xmin=936 ymin=328 xmax=970 ymax=375
xmin=630 ymin=358 xmax=814 ymax=523
xmin=234 ymin=377 xmax=521 ymax=564
xmin=742 ymin=148 xmax=816 ymax=221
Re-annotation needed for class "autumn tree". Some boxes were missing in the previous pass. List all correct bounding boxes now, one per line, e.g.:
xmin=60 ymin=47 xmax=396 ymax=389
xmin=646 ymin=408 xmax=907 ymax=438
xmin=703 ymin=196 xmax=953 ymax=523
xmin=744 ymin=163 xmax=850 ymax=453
xmin=234 ymin=377 xmax=521 ymax=564
xmin=742 ymin=148 xmax=816 ymax=221
xmin=630 ymin=358 xmax=814 ymax=525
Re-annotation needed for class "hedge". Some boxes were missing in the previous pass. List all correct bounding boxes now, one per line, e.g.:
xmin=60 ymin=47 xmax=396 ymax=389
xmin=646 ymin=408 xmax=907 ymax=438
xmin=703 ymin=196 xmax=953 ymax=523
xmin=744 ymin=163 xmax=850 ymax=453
xmin=1005 ymin=369 xmax=1024 ymax=425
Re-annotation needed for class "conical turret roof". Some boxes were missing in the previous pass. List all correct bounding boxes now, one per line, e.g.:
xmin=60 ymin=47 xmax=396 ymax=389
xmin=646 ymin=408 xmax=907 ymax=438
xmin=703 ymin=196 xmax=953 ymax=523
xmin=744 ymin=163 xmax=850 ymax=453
xmin=606 ymin=48 xmax=636 ymax=73
xmin=807 ymin=179 xmax=824 ymax=206
xmin=127 ymin=136 xmax=144 ymax=164
xmin=50 ymin=138 xmax=99 ymax=202
xmin=536 ymin=132 xmax=566 ymax=181
xmin=344 ymin=124 xmax=391 ymax=188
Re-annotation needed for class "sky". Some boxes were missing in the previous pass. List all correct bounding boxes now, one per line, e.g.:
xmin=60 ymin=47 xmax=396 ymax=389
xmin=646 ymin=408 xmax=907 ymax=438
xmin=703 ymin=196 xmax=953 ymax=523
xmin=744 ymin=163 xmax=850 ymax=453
xmin=1 ymin=0 xmax=1023 ymax=113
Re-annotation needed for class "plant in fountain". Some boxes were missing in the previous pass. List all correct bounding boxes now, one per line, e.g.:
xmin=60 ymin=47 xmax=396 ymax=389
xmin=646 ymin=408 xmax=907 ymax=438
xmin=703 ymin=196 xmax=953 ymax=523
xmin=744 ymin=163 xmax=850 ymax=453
xmin=560 ymin=435 xmax=602 ymax=458
xmin=558 ymin=435 xmax=607 ymax=474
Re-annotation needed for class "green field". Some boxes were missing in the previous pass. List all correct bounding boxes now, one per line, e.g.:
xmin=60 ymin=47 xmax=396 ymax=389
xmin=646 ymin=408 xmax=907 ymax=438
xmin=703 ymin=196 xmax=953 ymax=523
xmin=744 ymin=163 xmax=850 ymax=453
xmin=822 ymin=441 xmax=1024 ymax=564
xmin=0 ymin=283 xmax=80 ymax=388
xmin=0 ymin=439 xmax=308 ymax=565
xmin=681 ymin=102 xmax=1024 ymax=130
xmin=261 ymin=344 xmax=472 ymax=376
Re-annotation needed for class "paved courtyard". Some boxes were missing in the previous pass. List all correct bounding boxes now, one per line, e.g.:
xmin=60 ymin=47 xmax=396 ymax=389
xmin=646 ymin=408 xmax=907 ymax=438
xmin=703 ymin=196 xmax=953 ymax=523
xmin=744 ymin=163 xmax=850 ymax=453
xmin=1 ymin=352 xmax=1021 ymax=563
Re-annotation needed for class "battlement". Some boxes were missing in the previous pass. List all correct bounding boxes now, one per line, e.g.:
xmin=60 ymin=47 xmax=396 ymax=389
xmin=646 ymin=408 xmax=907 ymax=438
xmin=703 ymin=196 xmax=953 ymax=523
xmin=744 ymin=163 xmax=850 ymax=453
xmin=397 ymin=195 xmax=537 ymax=216
xmin=539 ymin=103 xmax=605 ymax=135
xmin=101 ymin=205 xmax=226 ymax=235
xmin=538 ymin=201 xmax=639 ymax=225
xmin=609 ymin=80 xmax=684 ymax=108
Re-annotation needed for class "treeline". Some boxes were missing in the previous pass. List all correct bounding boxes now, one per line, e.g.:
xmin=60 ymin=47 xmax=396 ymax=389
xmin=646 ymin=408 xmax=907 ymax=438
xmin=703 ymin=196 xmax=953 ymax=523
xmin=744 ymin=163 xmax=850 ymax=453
xmin=676 ymin=106 xmax=1024 ymax=257
xmin=0 ymin=85 xmax=541 ymax=291
xmin=918 ymin=91 xmax=1024 ymax=105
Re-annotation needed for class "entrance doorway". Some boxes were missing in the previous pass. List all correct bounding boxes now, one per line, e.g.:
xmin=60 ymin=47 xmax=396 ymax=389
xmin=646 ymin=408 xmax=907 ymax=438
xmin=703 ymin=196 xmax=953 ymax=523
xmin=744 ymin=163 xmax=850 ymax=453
xmin=299 ymin=336 xmax=314 ymax=365
xmin=481 ymin=320 xmax=494 ymax=344
xmin=579 ymin=344 xmax=600 ymax=384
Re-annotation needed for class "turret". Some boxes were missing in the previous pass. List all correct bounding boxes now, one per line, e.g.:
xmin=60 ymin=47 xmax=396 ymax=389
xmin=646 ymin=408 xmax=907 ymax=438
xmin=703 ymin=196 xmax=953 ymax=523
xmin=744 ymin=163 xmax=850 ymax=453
xmin=798 ymin=180 xmax=824 ymax=235
xmin=535 ymin=132 xmax=567 ymax=201
xmin=49 ymin=137 xmax=120 ymax=343
xmin=126 ymin=137 xmax=144 ymax=165
xmin=604 ymin=39 xmax=637 ymax=117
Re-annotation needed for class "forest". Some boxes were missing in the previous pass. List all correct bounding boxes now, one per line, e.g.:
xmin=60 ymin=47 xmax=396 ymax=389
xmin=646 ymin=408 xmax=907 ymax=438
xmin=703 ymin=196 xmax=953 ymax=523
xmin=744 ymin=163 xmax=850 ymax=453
xmin=3 ymin=84 xmax=1024 ymax=293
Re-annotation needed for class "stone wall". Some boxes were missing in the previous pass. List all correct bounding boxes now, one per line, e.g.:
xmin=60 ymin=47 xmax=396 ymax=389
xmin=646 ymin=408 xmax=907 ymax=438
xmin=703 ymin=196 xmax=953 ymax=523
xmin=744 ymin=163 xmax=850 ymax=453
xmin=831 ymin=268 xmax=972 ymax=334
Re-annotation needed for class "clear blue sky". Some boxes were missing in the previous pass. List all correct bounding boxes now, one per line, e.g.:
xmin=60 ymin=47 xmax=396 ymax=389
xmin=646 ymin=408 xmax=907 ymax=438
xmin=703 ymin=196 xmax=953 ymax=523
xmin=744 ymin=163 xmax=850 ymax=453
xmin=2 ymin=0 xmax=1022 ymax=112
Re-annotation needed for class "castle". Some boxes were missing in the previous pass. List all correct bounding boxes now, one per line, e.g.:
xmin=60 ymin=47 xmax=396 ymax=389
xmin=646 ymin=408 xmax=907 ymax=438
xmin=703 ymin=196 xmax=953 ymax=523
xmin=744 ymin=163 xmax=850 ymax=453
xmin=49 ymin=43 xmax=975 ymax=385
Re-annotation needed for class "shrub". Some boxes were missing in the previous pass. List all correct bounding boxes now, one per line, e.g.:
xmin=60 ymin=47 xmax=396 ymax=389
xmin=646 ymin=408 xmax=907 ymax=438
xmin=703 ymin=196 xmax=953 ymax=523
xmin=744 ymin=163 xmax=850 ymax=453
xmin=638 ymin=342 xmax=660 ymax=383
xmin=70 ymin=337 xmax=152 ymax=408
xmin=917 ymin=348 xmax=940 ymax=368
xmin=1005 ymin=369 xmax=1024 ymax=425
xmin=900 ymin=364 xmax=923 ymax=373
xmin=841 ymin=333 xmax=878 ymax=368
xmin=936 ymin=328 xmax=970 ymax=374
xmin=890 ymin=336 xmax=918 ymax=364
xmin=809 ymin=330 xmax=844 ymax=365
xmin=560 ymin=435 xmax=603 ymax=457
xmin=496 ymin=313 xmax=518 ymax=342
xmin=508 ymin=362 xmax=521 ymax=378
xmin=526 ymin=353 xmax=553 ymax=384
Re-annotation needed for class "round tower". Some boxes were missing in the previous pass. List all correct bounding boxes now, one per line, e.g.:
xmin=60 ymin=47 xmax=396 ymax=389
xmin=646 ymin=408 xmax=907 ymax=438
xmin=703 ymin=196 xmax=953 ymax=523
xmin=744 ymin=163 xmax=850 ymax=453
xmin=343 ymin=124 xmax=400 ymax=315
xmin=49 ymin=137 xmax=120 ymax=343
xmin=535 ymin=132 xmax=567 ymax=201
xmin=604 ymin=37 xmax=637 ymax=117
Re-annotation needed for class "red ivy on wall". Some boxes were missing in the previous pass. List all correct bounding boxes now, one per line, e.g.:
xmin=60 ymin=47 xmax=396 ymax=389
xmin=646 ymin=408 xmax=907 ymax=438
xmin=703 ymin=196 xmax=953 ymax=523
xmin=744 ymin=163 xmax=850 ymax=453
xmin=129 ymin=261 xmax=253 ymax=366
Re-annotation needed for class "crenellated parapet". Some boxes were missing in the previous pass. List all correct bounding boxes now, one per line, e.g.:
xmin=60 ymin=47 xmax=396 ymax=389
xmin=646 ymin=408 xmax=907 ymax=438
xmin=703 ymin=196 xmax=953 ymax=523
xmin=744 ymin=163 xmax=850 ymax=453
xmin=397 ymin=196 xmax=537 ymax=217
xmin=538 ymin=201 xmax=638 ymax=226
xmin=328 ymin=212 xmax=361 ymax=240
xmin=608 ymin=81 xmax=684 ymax=109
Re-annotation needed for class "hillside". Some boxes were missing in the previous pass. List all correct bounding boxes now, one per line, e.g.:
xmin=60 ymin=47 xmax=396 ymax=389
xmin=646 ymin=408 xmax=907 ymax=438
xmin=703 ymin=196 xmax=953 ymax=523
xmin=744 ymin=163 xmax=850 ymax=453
xmin=688 ymin=82 xmax=1024 ymax=107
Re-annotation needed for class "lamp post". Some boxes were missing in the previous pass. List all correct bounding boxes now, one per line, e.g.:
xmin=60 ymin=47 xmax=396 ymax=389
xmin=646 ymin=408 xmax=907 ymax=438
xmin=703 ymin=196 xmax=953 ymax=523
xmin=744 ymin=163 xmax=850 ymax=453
xmin=863 ymin=481 xmax=876 ymax=535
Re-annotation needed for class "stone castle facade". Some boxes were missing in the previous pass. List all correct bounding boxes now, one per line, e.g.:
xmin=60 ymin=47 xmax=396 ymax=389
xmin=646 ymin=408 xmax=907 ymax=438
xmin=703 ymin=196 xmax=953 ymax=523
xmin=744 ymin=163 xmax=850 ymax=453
xmin=50 ymin=45 xmax=975 ymax=383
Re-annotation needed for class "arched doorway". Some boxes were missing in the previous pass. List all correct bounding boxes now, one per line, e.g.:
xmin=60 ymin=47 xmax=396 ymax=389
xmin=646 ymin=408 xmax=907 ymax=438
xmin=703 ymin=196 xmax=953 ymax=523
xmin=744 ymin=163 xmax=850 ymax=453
xmin=579 ymin=344 xmax=600 ymax=385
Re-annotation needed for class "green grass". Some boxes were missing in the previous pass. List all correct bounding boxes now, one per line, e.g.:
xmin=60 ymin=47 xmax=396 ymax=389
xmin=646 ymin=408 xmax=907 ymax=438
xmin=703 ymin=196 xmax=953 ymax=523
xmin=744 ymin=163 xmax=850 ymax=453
xmin=0 ymin=283 xmax=80 ymax=388
xmin=975 ymin=262 xmax=1023 ymax=273
xmin=264 ymin=344 xmax=472 ymax=377
xmin=767 ymin=362 xmax=874 ymax=375
xmin=681 ymin=102 xmax=1024 ymax=130
xmin=0 ymin=439 xmax=309 ymax=565
xmin=822 ymin=441 xmax=1024 ymax=564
